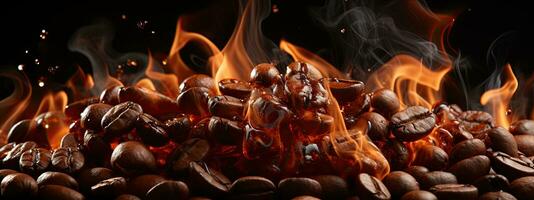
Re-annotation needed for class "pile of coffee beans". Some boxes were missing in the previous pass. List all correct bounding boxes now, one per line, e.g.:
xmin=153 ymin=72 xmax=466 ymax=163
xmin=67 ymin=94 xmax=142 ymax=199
xmin=2 ymin=61 xmax=534 ymax=200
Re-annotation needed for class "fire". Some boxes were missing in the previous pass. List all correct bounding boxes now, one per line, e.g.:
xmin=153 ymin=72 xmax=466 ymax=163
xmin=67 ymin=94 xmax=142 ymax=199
xmin=480 ymin=64 xmax=518 ymax=127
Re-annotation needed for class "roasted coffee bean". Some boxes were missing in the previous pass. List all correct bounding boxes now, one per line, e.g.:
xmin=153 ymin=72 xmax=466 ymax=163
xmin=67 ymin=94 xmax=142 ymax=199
xmin=510 ymin=120 xmax=534 ymax=135
xmin=51 ymin=147 xmax=85 ymax=173
xmin=450 ymin=138 xmax=486 ymax=163
xmin=292 ymin=196 xmax=320 ymax=200
xmin=286 ymin=62 xmax=323 ymax=80
xmin=179 ymin=74 xmax=217 ymax=94
xmin=208 ymin=116 xmax=244 ymax=145
xmin=472 ymin=174 xmax=510 ymax=194
xmin=37 ymin=171 xmax=78 ymax=190
xmin=343 ymin=93 xmax=371 ymax=118
xmin=219 ymin=79 xmax=252 ymax=99
xmin=391 ymin=106 xmax=436 ymax=141
xmin=37 ymin=184 xmax=85 ymax=200
xmin=250 ymin=63 xmax=280 ymax=87
xmin=432 ymin=102 xmax=462 ymax=123
xmin=176 ymin=87 xmax=213 ymax=117
xmin=188 ymin=162 xmax=231 ymax=196
xmin=65 ymin=97 xmax=100 ymax=120
xmin=489 ymin=127 xmax=519 ymax=157
xmin=83 ymin=131 xmax=111 ymax=165
xmin=146 ymin=180 xmax=190 ymax=200
xmin=119 ymin=86 xmax=180 ymax=116
xmin=420 ymin=171 xmax=457 ymax=190
xmin=19 ymin=147 xmax=51 ymax=175
xmin=136 ymin=113 xmax=170 ymax=147
xmin=370 ymin=88 xmax=400 ymax=117
xmin=292 ymin=111 xmax=333 ymax=136
xmin=382 ymin=171 xmax=419 ymax=198
xmin=447 ymin=155 xmax=490 ymax=183
xmin=167 ymin=139 xmax=210 ymax=177
xmin=91 ymin=176 xmax=127 ymax=197
xmin=284 ymin=71 xmax=325 ymax=110
xmin=230 ymin=176 xmax=275 ymax=197
xmin=189 ymin=118 xmax=211 ymax=139
xmin=77 ymin=167 xmax=115 ymax=194
xmin=479 ymin=191 xmax=517 ymax=200
xmin=356 ymin=112 xmax=388 ymax=141
xmin=80 ymin=103 xmax=112 ymax=131
xmin=164 ymin=116 xmax=191 ymax=143
xmin=412 ymin=145 xmax=449 ymax=171
xmin=510 ymin=176 xmax=534 ymax=200
xmin=246 ymin=93 xmax=291 ymax=130
xmin=355 ymin=173 xmax=391 ymax=200
xmin=380 ymin=139 xmax=410 ymax=170
xmin=127 ymin=174 xmax=166 ymax=197
xmin=0 ymin=173 xmax=38 ymax=199
xmin=116 ymin=194 xmax=142 ymax=200
xmin=111 ymin=141 xmax=156 ymax=176
xmin=60 ymin=132 xmax=81 ymax=148
xmin=490 ymin=151 xmax=534 ymax=180
xmin=0 ymin=169 xmax=17 ymax=183
xmin=326 ymin=78 xmax=365 ymax=104
xmin=100 ymin=85 xmax=122 ymax=105
xmin=277 ymin=177 xmax=321 ymax=200
xmin=101 ymin=101 xmax=143 ymax=137
xmin=208 ymin=95 xmax=245 ymax=121
xmin=3 ymin=141 xmax=37 ymax=169
xmin=0 ymin=143 xmax=16 ymax=163
xmin=440 ymin=121 xmax=474 ymax=144
xmin=458 ymin=111 xmax=494 ymax=139
xmin=7 ymin=119 xmax=35 ymax=144
xmin=515 ymin=135 xmax=534 ymax=156
xmin=429 ymin=184 xmax=477 ymax=200
xmin=405 ymin=165 xmax=429 ymax=183
xmin=400 ymin=190 xmax=438 ymax=200
xmin=311 ymin=175 xmax=348 ymax=200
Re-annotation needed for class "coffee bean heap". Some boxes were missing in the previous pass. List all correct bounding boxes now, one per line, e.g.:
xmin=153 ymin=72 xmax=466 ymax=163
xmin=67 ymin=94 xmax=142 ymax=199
xmin=2 ymin=61 xmax=534 ymax=200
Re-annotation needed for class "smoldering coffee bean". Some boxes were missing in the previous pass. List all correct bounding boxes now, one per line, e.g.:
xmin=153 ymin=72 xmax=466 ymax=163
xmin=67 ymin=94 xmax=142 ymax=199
xmin=37 ymin=184 xmax=85 ymax=200
xmin=429 ymin=184 xmax=478 ymax=200
xmin=311 ymin=175 xmax=349 ymax=200
xmin=510 ymin=120 xmax=534 ymax=135
xmin=80 ymin=103 xmax=112 ymax=131
xmin=208 ymin=116 xmax=244 ymax=145
xmin=77 ymin=167 xmax=115 ymax=194
xmin=382 ymin=171 xmax=420 ymax=198
xmin=146 ymin=180 xmax=190 ymax=200
xmin=119 ymin=86 xmax=180 ymax=116
xmin=489 ymin=127 xmax=519 ymax=157
xmin=208 ymin=95 xmax=245 ymax=121
xmin=419 ymin=171 xmax=458 ymax=190
xmin=356 ymin=112 xmax=388 ymax=141
xmin=371 ymin=88 xmax=400 ymax=117
xmin=176 ymin=87 xmax=213 ymax=117
xmin=164 ymin=116 xmax=192 ymax=143
xmin=250 ymin=63 xmax=280 ymax=87
xmin=179 ymin=74 xmax=217 ymax=94
xmin=167 ymin=139 xmax=210 ymax=177
xmin=326 ymin=78 xmax=365 ymax=104
xmin=218 ymin=78 xmax=252 ymax=99
xmin=380 ymin=139 xmax=410 ymax=170
xmin=111 ymin=141 xmax=156 ymax=176
xmin=91 ymin=176 xmax=127 ymax=197
xmin=515 ymin=135 xmax=534 ymax=156
xmin=509 ymin=176 xmax=534 ymax=200
xmin=277 ymin=177 xmax=322 ymax=200
xmin=458 ymin=110 xmax=494 ymax=139
xmin=230 ymin=176 xmax=276 ymax=198
xmin=391 ymin=106 xmax=436 ymax=141
xmin=188 ymin=162 xmax=232 ymax=196
xmin=51 ymin=147 xmax=85 ymax=173
xmin=432 ymin=102 xmax=462 ymax=123
xmin=100 ymin=85 xmax=122 ymax=105
xmin=37 ymin=171 xmax=78 ymax=190
xmin=355 ymin=173 xmax=391 ymax=200
xmin=135 ymin=113 xmax=170 ymax=147
xmin=19 ymin=147 xmax=51 ymax=175
xmin=490 ymin=151 xmax=534 ymax=180
xmin=0 ymin=173 xmax=38 ymax=199
xmin=286 ymin=61 xmax=323 ymax=80
xmin=447 ymin=155 xmax=490 ymax=183
xmin=101 ymin=101 xmax=143 ymax=137
xmin=479 ymin=191 xmax=517 ymax=200
xmin=2 ymin=141 xmax=37 ymax=169
xmin=400 ymin=190 xmax=437 ymax=200
xmin=412 ymin=145 xmax=449 ymax=171
xmin=472 ymin=174 xmax=510 ymax=194
xmin=127 ymin=174 xmax=166 ymax=198
xmin=116 ymin=194 xmax=142 ymax=200
xmin=449 ymin=138 xmax=486 ymax=163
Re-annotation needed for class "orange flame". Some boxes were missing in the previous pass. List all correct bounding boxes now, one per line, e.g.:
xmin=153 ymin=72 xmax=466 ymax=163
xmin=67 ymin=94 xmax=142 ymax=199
xmin=0 ymin=71 xmax=32 ymax=144
xmin=66 ymin=66 xmax=95 ymax=100
xmin=480 ymin=64 xmax=518 ymax=127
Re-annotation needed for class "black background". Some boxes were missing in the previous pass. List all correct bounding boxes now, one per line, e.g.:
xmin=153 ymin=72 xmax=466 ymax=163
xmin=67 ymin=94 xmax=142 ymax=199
xmin=1 ymin=0 xmax=533 ymax=104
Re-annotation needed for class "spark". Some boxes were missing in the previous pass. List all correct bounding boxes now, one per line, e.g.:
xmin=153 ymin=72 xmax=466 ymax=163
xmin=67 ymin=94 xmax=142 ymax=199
xmin=17 ymin=64 xmax=24 ymax=71
xmin=38 ymin=81 xmax=45 ymax=87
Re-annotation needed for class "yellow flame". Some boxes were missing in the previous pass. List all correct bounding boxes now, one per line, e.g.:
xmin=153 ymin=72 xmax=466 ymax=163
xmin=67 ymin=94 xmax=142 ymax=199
xmin=480 ymin=64 xmax=518 ymax=127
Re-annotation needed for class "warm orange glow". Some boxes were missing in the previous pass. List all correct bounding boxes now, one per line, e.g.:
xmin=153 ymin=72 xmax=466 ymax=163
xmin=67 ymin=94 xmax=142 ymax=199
xmin=480 ymin=64 xmax=518 ymax=128
xmin=144 ymin=53 xmax=179 ymax=98
xmin=135 ymin=78 xmax=157 ymax=92
xmin=0 ymin=71 xmax=32 ymax=143
xmin=66 ymin=66 xmax=95 ymax=100
xmin=32 ymin=92 xmax=69 ymax=149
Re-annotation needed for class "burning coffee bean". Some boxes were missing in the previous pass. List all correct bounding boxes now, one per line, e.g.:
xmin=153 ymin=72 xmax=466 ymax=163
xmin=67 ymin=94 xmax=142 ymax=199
xmin=208 ymin=95 xmax=245 ymax=121
xmin=219 ymin=78 xmax=252 ymax=99
xmin=284 ymin=71 xmax=320 ymax=110
xmin=65 ymin=97 xmax=100 ymax=120
xmin=479 ymin=191 xmax=517 ymax=200
xmin=100 ymin=85 xmax=122 ymax=105
xmin=370 ymin=88 xmax=400 ymax=117
xmin=419 ymin=171 xmax=458 ymax=190
xmin=449 ymin=138 xmax=486 ymax=163
xmin=128 ymin=174 xmax=166 ymax=197
xmin=37 ymin=171 xmax=78 ymax=190
xmin=357 ymin=112 xmax=389 ymax=141
xmin=37 ymin=184 xmax=85 ymax=200
xmin=277 ymin=177 xmax=322 ymax=200
xmin=447 ymin=155 xmax=490 ymax=183
xmin=250 ymin=63 xmax=280 ymax=87
xmin=380 ymin=139 xmax=410 ymax=170
xmin=412 ymin=145 xmax=449 ymax=171
xmin=119 ymin=86 xmax=180 ymax=116
xmin=80 ymin=103 xmax=112 ymax=131
xmin=101 ymin=101 xmax=143 ymax=138
xmin=188 ymin=162 xmax=232 ymax=197
xmin=167 ymin=138 xmax=210 ymax=177
xmin=2 ymin=141 xmax=37 ymax=169
xmin=136 ymin=113 xmax=170 ymax=147
xmin=325 ymin=78 xmax=365 ymax=104
xmin=292 ymin=111 xmax=334 ymax=136
xmin=77 ymin=167 xmax=115 ymax=194
xmin=229 ymin=176 xmax=276 ymax=199
xmin=515 ymin=135 xmax=534 ymax=156
xmin=429 ymin=184 xmax=478 ymax=200
xmin=91 ymin=176 xmax=127 ymax=198
xmin=176 ymin=87 xmax=213 ymax=117
xmin=382 ymin=171 xmax=420 ymax=198
xmin=111 ymin=141 xmax=157 ymax=176
xmin=286 ymin=62 xmax=324 ymax=80
xmin=51 ymin=147 xmax=85 ymax=173
xmin=472 ymin=174 xmax=510 ymax=194
xmin=391 ymin=106 xmax=436 ymax=141
xmin=164 ymin=116 xmax=191 ymax=143
xmin=510 ymin=120 xmax=534 ymax=135
xmin=355 ymin=173 xmax=391 ymax=200
xmin=179 ymin=74 xmax=217 ymax=94
xmin=490 ymin=151 xmax=534 ymax=180
xmin=489 ymin=127 xmax=519 ymax=157
xmin=146 ymin=180 xmax=190 ymax=200
xmin=19 ymin=147 xmax=51 ymax=175
xmin=0 ymin=173 xmax=38 ymax=199
xmin=208 ymin=116 xmax=244 ymax=145
xmin=509 ymin=176 xmax=534 ymax=200
xmin=400 ymin=190 xmax=438 ymax=200
xmin=458 ymin=110 xmax=494 ymax=139
xmin=83 ymin=131 xmax=111 ymax=165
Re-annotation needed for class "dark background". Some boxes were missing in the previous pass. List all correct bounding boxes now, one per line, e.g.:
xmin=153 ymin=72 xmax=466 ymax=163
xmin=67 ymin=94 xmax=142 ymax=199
xmin=1 ymin=0 xmax=533 ymax=104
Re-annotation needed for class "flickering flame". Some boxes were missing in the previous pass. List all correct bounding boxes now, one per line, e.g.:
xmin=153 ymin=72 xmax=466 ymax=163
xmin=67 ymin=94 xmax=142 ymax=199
xmin=480 ymin=64 xmax=518 ymax=127
xmin=66 ymin=66 xmax=95 ymax=100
